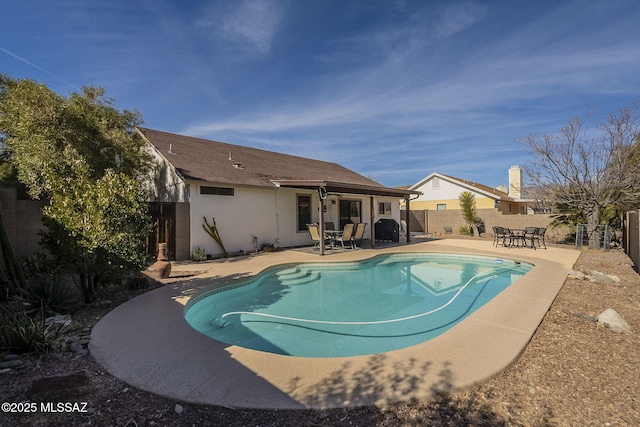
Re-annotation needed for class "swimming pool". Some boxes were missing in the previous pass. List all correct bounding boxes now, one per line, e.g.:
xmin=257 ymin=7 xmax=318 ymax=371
xmin=184 ymin=253 xmax=532 ymax=358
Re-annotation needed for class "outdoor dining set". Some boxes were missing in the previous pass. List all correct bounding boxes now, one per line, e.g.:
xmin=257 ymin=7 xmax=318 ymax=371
xmin=307 ymin=222 xmax=367 ymax=251
xmin=493 ymin=226 xmax=547 ymax=249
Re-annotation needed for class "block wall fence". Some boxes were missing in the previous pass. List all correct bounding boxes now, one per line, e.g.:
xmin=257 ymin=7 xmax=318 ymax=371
xmin=402 ymin=208 xmax=572 ymax=243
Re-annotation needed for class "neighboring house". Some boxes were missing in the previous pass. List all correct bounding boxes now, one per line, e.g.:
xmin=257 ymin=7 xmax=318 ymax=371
xmin=404 ymin=165 xmax=530 ymax=215
xmin=139 ymin=128 xmax=420 ymax=260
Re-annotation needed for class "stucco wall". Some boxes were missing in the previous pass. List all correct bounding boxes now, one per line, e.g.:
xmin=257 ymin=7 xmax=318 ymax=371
xmin=410 ymin=198 xmax=496 ymax=211
xmin=146 ymin=145 xmax=189 ymax=203
xmin=186 ymin=182 xmax=399 ymax=258
xmin=403 ymin=208 xmax=572 ymax=243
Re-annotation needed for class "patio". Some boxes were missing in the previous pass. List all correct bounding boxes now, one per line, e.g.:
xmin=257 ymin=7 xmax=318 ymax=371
xmin=90 ymin=238 xmax=579 ymax=409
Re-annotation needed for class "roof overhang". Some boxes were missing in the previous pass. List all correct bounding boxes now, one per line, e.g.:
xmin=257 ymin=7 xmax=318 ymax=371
xmin=271 ymin=180 xmax=422 ymax=198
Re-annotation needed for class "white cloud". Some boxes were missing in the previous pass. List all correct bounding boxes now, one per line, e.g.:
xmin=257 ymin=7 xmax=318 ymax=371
xmin=195 ymin=0 xmax=285 ymax=54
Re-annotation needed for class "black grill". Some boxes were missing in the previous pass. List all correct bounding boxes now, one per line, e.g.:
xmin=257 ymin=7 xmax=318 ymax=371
xmin=375 ymin=219 xmax=399 ymax=242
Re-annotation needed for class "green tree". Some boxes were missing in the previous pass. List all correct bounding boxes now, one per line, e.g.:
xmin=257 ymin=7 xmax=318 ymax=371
xmin=0 ymin=75 xmax=152 ymax=303
xmin=458 ymin=191 xmax=481 ymax=236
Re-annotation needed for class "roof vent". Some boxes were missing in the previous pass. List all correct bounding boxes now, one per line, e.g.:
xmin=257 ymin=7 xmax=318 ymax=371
xmin=168 ymin=144 xmax=175 ymax=154
xmin=233 ymin=162 xmax=244 ymax=169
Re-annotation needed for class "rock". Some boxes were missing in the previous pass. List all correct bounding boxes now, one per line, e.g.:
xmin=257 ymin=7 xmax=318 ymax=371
xmin=0 ymin=359 xmax=24 ymax=369
xmin=73 ymin=349 xmax=89 ymax=357
xmin=590 ymin=271 xmax=616 ymax=285
xmin=597 ymin=308 xmax=631 ymax=334
xmin=45 ymin=314 xmax=72 ymax=329
xmin=174 ymin=403 xmax=184 ymax=414
xmin=69 ymin=341 xmax=84 ymax=353
xmin=568 ymin=270 xmax=586 ymax=280
xmin=45 ymin=352 xmax=63 ymax=361
xmin=0 ymin=368 xmax=11 ymax=374
xmin=2 ymin=354 xmax=21 ymax=361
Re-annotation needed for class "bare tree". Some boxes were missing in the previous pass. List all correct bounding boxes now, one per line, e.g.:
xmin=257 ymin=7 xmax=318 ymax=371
xmin=519 ymin=103 xmax=640 ymax=247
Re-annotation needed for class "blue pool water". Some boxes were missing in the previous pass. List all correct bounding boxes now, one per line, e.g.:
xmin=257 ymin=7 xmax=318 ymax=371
xmin=184 ymin=253 xmax=532 ymax=358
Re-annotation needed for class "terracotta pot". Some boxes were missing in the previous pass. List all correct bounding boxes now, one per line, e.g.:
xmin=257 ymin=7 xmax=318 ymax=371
xmin=150 ymin=243 xmax=171 ymax=279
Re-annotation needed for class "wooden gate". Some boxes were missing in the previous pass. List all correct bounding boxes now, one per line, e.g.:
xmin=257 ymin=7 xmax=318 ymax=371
xmin=147 ymin=202 xmax=176 ymax=261
xmin=624 ymin=210 xmax=639 ymax=274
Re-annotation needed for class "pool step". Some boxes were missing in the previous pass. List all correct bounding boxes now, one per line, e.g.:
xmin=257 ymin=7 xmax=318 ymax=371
xmin=275 ymin=267 xmax=304 ymax=279
xmin=284 ymin=271 xmax=321 ymax=286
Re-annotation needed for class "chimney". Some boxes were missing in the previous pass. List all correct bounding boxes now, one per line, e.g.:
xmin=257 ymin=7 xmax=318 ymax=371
xmin=509 ymin=165 xmax=522 ymax=199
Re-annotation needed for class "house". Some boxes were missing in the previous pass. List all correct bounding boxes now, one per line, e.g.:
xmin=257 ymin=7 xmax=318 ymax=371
xmin=139 ymin=128 xmax=420 ymax=260
xmin=404 ymin=165 xmax=530 ymax=215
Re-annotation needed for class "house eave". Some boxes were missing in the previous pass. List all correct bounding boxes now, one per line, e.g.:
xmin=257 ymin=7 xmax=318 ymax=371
xmin=272 ymin=180 xmax=422 ymax=198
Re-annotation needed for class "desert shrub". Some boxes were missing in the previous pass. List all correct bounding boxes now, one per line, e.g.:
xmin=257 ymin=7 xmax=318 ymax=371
xmin=457 ymin=225 xmax=472 ymax=235
xmin=125 ymin=272 xmax=151 ymax=290
xmin=191 ymin=247 xmax=207 ymax=262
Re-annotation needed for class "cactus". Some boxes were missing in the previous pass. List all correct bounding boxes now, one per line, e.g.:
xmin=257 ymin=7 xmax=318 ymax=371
xmin=190 ymin=247 xmax=207 ymax=262
xmin=203 ymin=217 xmax=228 ymax=258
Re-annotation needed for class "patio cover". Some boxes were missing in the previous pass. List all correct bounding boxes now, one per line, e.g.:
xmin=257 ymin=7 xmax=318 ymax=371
xmin=271 ymin=179 xmax=421 ymax=198
xmin=272 ymin=179 xmax=422 ymax=255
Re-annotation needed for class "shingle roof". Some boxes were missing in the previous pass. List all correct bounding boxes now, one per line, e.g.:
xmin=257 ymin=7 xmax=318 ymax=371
xmin=139 ymin=128 xmax=401 ymax=193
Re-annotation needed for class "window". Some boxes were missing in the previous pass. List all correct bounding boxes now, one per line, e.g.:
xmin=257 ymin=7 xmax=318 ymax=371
xmin=379 ymin=202 xmax=392 ymax=215
xmin=339 ymin=200 xmax=361 ymax=229
xmin=437 ymin=204 xmax=446 ymax=211
xmin=297 ymin=194 xmax=311 ymax=232
xmin=200 ymin=186 xmax=234 ymax=196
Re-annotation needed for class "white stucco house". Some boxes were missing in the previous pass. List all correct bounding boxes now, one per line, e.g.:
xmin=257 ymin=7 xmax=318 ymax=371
xmin=139 ymin=128 xmax=420 ymax=260
xmin=404 ymin=166 xmax=530 ymax=215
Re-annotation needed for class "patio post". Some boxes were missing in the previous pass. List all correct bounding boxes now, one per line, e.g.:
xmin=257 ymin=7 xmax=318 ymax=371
xmin=405 ymin=195 xmax=411 ymax=243
xmin=318 ymin=189 xmax=326 ymax=255
xmin=369 ymin=196 xmax=375 ymax=248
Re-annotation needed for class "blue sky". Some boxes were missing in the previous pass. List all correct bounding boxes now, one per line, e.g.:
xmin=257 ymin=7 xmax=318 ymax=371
xmin=2 ymin=1 xmax=640 ymax=189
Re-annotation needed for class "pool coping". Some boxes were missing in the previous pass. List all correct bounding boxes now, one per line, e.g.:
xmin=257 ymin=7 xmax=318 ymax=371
xmin=90 ymin=239 xmax=580 ymax=409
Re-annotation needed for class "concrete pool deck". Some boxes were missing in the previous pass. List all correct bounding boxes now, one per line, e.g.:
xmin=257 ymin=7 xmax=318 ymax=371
xmin=90 ymin=238 xmax=580 ymax=409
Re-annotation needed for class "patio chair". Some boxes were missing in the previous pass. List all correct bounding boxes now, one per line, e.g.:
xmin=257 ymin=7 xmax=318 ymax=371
xmin=307 ymin=223 xmax=329 ymax=250
xmin=523 ymin=227 xmax=538 ymax=249
xmin=351 ymin=223 xmax=367 ymax=249
xmin=532 ymin=227 xmax=547 ymax=249
xmin=493 ymin=226 xmax=509 ymax=247
xmin=335 ymin=223 xmax=355 ymax=250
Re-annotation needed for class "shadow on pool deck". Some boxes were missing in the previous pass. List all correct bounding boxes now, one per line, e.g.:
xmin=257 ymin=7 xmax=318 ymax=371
xmin=90 ymin=238 xmax=579 ymax=409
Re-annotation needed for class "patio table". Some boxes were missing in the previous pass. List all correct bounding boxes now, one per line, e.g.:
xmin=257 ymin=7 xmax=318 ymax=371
xmin=508 ymin=229 xmax=526 ymax=248
xmin=324 ymin=230 xmax=343 ymax=250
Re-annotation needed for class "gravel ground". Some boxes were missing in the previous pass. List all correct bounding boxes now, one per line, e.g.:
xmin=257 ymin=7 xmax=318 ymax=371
xmin=1 ymin=245 xmax=639 ymax=426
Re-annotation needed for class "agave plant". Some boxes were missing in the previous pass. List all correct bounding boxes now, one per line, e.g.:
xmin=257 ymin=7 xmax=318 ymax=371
xmin=0 ymin=307 xmax=68 ymax=353
xmin=12 ymin=274 xmax=78 ymax=317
